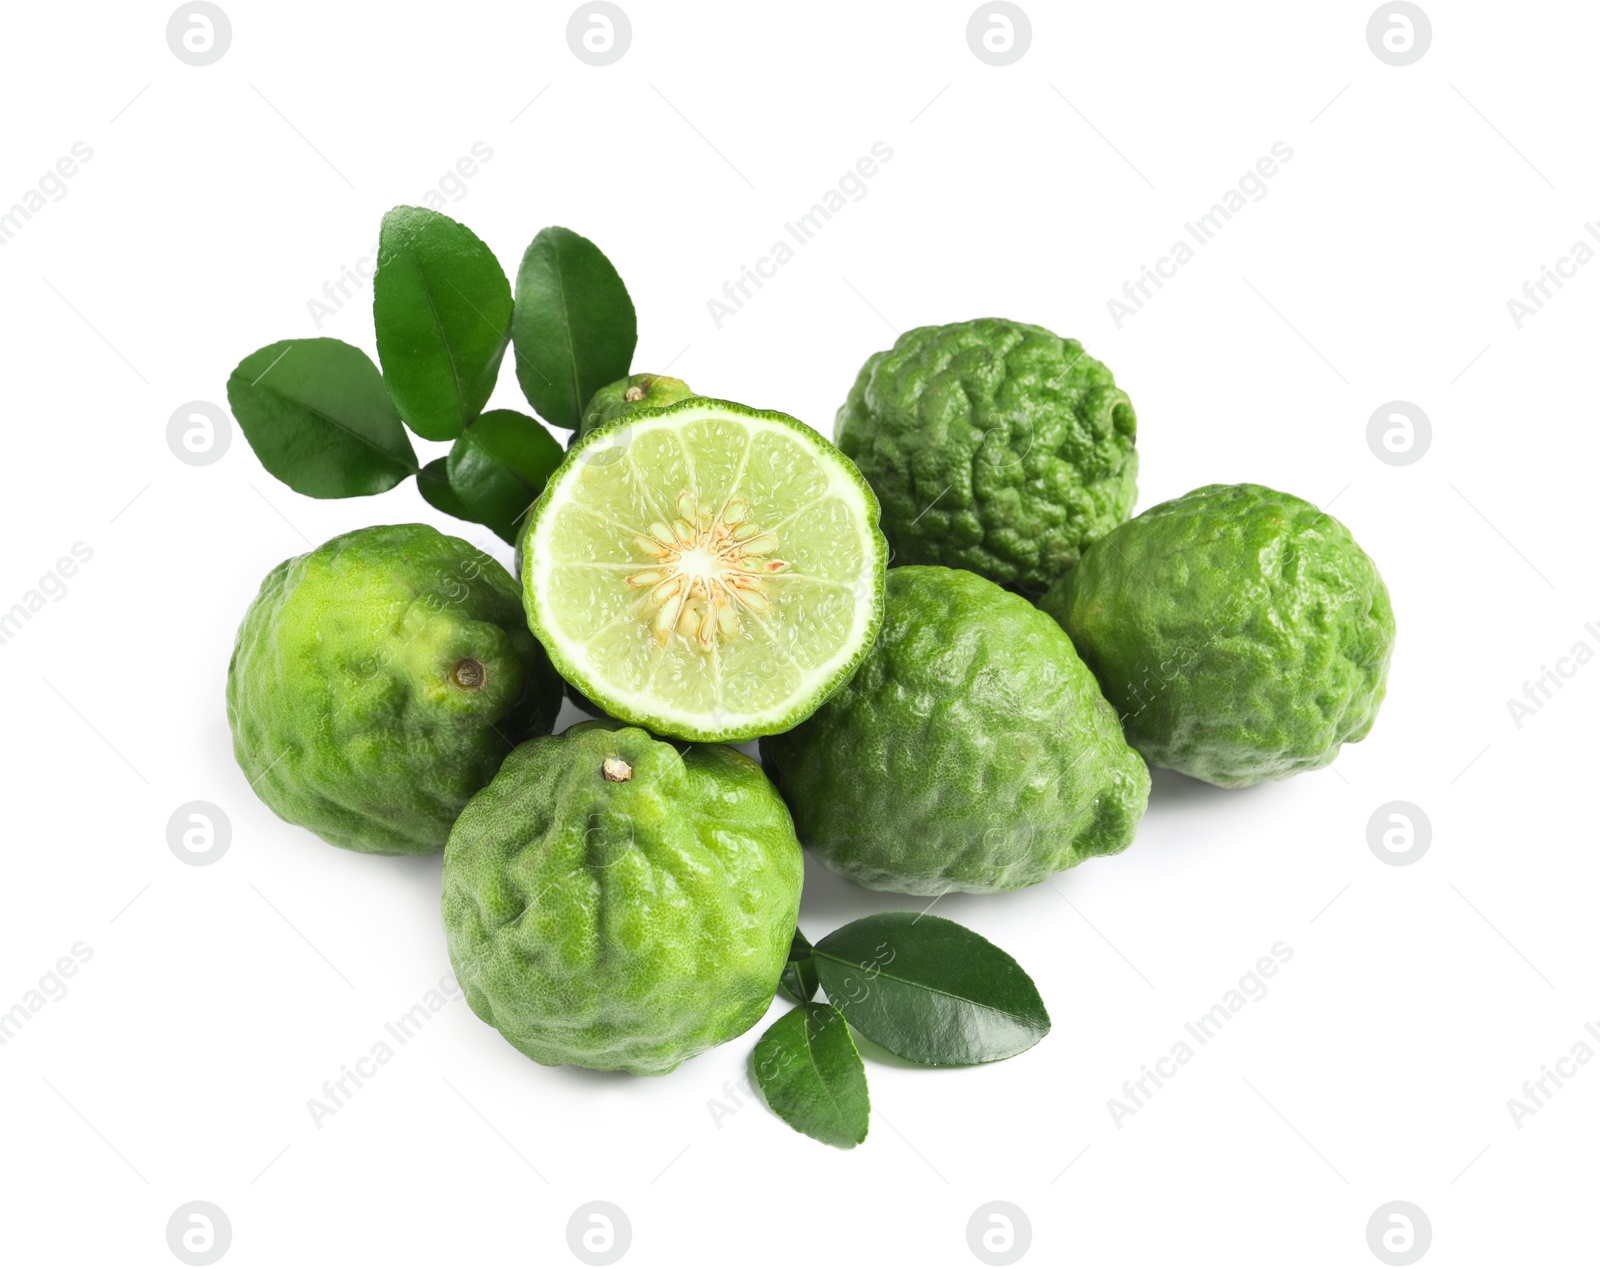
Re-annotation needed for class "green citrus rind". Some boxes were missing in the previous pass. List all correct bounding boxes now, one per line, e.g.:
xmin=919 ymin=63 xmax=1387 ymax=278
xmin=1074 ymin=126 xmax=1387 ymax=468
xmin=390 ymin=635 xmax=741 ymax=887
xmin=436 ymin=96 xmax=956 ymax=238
xmin=835 ymin=317 xmax=1138 ymax=595
xmin=227 ymin=523 xmax=562 ymax=855
xmin=442 ymin=720 xmax=804 ymax=1074
xmin=762 ymin=566 xmax=1150 ymax=894
xmin=1039 ymin=483 xmax=1395 ymax=787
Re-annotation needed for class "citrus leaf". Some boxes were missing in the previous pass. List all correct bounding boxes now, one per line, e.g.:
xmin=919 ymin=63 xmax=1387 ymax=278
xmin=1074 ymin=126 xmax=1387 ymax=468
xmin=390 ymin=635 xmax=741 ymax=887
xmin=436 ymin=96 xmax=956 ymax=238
xmin=512 ymin=226 xmax=636 ymax=430
xmin=752 ymin=1002 xmax=869 ymax=1149
xmin=227 ymin=338 xmax=417 ymax=498
xmin=812 ymin=912 xmax=1050 ymax=1066
xmin=446 ymin=409 xmax=564 ymax=543
xmin=779 ymin=927 xmax=819 ymax=1004
xmin=374 ymin=206 xmax=513 ymax=441
xmin=416 ymin=457 xmax=469 ymax=520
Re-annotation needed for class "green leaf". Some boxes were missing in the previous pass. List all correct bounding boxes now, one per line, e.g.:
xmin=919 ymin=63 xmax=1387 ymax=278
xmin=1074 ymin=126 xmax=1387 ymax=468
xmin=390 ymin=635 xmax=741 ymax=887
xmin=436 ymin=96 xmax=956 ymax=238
xmin=446 ymin=409 xmax=565 ymax=543
xmin=416 ymin=457 xmax=469 ymax=520
xmin=227 ymin=338 xmax=417 ymax=498
xmin=374 ymin=206 xmax=514 ymax=441
xmin=752 ymin=1002 xmax=869 ymax=1149
xmin=812 ymin=912 xmax=1050 ymax=1066
xmin=512 ymin=226 xmax=637 ymax=430
xmin=778 ymin=927 xmax=819 ymax=1004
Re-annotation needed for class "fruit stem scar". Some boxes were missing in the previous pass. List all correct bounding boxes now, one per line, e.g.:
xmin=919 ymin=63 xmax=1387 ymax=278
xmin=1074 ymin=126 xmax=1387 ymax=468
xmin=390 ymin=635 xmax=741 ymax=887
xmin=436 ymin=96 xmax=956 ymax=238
xmin=450 ymin=657 xmax=486 ymax=690
xmin=602 ymin=757 xmax=633 ymax=783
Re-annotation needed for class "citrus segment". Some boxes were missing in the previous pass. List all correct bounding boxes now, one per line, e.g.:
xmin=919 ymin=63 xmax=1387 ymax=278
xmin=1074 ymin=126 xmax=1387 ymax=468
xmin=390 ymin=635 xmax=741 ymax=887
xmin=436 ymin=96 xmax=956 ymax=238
xmin=523 ymin=398 xmax=887 ymax=741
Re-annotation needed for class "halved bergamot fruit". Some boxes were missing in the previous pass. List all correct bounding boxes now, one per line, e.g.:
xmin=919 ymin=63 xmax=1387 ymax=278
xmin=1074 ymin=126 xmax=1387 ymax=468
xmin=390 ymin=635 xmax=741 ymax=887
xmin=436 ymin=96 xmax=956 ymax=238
xmin=521 ymin=397 xmax=887 ymax=742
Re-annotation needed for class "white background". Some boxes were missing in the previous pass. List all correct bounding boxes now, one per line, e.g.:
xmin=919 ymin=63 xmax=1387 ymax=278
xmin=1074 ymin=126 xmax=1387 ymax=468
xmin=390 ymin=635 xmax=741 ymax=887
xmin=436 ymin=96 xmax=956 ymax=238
xmin=1 ymin=2 xmax=1594 ymax=1266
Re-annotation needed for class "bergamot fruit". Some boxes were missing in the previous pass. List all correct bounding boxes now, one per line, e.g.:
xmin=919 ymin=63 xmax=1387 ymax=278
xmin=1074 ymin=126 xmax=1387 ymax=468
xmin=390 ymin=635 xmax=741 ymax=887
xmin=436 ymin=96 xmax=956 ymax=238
xmin=441 ymin=720 xmax=804 ymax=1074
xmin=227 ymin=523 xmax=561 ymax=854
xmin=522 ymin=397 xmax=887 ymax=742
xmin=835 ymin=318 xmax=1137 ymax=595
xmin=575 ymin=372 xmax=693 ymax=441
xmin=761 ymin=566 xmax=1150 ymax=894
xmin=1038 ymin=483 xmax=1395 ymax=787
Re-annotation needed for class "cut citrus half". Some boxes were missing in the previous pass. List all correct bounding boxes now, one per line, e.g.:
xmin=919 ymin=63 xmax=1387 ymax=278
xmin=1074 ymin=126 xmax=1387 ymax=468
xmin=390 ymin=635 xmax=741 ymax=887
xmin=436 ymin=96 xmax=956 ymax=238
xmin=522 ymin=398 xmax=887 ymax=742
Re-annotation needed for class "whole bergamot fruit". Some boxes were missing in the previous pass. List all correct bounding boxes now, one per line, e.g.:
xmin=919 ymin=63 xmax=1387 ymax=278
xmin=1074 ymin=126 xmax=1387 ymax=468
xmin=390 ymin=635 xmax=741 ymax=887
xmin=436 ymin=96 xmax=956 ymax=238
xmin=227 ymin=523 xmax=562 ymax=855
xmin=835 ymin=318 xmax=1138 ymax=595
xmin=1038 ymin=483 xmax=1395 ymax=787
xmin=761 ymin=566 xmax=1149 ymax=895
xmin=442 ymin=720 xmax=804 ymax=1074
xmin=574 ymin=372 xmax=693 ymax=442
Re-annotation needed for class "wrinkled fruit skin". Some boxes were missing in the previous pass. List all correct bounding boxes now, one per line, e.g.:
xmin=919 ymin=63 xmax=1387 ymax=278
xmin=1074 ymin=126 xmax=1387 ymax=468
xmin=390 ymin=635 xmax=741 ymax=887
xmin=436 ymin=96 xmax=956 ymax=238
xmin=1039 ymin=483 xmax=1396 ymax=787
xmin=835 ymin=318 xmax=1137 ymax=595
xmin=762 ymin=566 xmax=1149 ymax=895
xmin=442 ymin=721 xmax=804 ymax=1074
xmin=574 ymin=372 xmax=693 ymax=442
xmin=227 ymin=524 xmax=561 ymax=855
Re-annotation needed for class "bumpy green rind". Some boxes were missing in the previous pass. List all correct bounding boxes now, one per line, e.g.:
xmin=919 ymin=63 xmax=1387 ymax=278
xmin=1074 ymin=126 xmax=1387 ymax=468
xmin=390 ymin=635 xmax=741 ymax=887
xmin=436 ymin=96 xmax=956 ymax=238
xmin=226 ymin=524 xmax=562 ymax=855
xmin=762 ymin=566 xmax=1150 ymax=895
xmin=835 ymin=318 xmax=1138 ymax=595
xmin=574 ymin=372 xmax=693 ymax=443
xmin=442 ymin=721 xmax=804 ymax=1074
xmin=1038 ymin=483 xmax=1396 ymax=787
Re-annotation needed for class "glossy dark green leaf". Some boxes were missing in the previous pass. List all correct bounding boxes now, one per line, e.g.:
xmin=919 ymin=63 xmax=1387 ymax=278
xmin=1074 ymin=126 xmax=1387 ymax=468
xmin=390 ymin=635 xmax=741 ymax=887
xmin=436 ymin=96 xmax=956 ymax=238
xmin=512 ymin=226 xmax=636 ymax=430
xmin=752 ymin=1002 xmax=869 ymax=1149
xmin=446 ymin=409 xmax=565 ymax=543
xmin=416 ymin=457 xmax=469 ymax=520
xmin=373 ymin=206 xmax=513 ymax=441
xmin=812 ymin=912 xmax=1050 ymax=1066
xmin=227 ymin=338 xmax=417 ymax=498
xmin=779 ymin=927 xmax=819 ymax=1004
